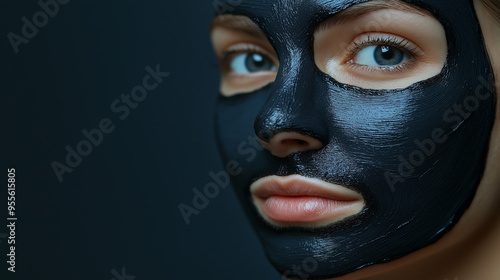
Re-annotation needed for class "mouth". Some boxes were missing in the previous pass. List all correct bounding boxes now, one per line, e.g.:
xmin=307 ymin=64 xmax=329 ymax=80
xmin=250 ymin=175 xmax=365 ymax=227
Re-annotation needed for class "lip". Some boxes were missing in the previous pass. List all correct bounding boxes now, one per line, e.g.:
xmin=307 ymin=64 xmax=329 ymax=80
xmin=250 ymin=175 xmax=365 ymax=227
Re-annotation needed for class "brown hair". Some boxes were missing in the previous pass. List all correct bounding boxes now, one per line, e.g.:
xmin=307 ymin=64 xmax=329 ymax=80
xmin=480 ymin=0 xmax=500 ymax=22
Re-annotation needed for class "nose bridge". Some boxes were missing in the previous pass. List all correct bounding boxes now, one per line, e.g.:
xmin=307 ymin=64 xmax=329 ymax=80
xmin=254 ymin=45 xmax=328 ymax=143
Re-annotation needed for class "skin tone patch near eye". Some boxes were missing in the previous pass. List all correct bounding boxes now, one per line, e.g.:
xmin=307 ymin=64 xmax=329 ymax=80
xmin=314 ymin=5 xmax=448 ymax=89
xmin=211 ymin=15 xmax=279 ymax=97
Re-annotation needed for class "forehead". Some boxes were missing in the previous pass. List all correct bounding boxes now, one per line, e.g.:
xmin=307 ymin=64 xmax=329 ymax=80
xmin=212 ymin=0 xmax=430 ymax=36
xmin=213 ymin=0 xmax=462 ymax=32
xmin=214 ymin=0 xmax=368 ymax=38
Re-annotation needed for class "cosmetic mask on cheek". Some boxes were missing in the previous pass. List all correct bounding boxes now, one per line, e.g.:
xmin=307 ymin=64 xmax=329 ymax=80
xmin=214 ymin=0 xmax=496 ymax=278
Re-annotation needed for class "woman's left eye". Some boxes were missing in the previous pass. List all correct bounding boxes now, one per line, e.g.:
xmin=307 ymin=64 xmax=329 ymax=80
xmin=230 ymin=53 xmax=277 ymax=74
xmin=353 ymin=45 xmax=408 ymax=66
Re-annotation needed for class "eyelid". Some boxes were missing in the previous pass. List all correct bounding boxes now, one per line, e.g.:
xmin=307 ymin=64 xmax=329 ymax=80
xmin=344 ymin=33 xmax=425 ymax=63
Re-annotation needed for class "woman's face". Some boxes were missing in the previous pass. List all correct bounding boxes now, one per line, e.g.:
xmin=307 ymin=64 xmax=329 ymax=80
xmin=210 ymin=0 xmax=497 ymax=278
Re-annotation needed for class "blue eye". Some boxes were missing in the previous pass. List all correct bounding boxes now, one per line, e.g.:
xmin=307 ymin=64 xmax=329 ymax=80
xmin=230 ymin=53 xmax=277 ymax=74
xmin=354 ymin=45 xmax=407 ymax=66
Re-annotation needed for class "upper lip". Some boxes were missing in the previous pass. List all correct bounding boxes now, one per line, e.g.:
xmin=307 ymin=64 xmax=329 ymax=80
xmin=251 ymin=175 xmax=363 ymax=202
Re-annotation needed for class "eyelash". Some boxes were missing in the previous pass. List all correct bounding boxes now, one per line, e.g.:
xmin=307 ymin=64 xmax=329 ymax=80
xmin=345 ymin=35 xmax=424 ymax=73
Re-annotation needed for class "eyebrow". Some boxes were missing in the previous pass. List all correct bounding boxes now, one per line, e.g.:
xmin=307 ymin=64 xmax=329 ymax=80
xmin=317 ymin=0 xmax=428 ymax=32
xmin=211 ymin=15 xmax=266 ymax=39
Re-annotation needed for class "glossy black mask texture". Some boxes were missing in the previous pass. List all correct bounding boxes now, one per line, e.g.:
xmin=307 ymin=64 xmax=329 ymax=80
xmin=214 ymin=0 xmax=496 ymax=278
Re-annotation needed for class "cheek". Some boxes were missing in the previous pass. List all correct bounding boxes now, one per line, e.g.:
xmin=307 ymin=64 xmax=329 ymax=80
xmin=332 ymin=94 xmax=414 ymax=142
xmin=324 ymin=85 xmax=449 ymax=164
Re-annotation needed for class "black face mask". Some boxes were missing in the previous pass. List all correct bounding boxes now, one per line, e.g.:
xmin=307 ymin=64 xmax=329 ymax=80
xmin=214 ymin=0 xmax=496 ymax=278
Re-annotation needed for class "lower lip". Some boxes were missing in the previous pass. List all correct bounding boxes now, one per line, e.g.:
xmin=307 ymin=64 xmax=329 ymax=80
xmin=257 ymin=195 xmax=359 ymax=223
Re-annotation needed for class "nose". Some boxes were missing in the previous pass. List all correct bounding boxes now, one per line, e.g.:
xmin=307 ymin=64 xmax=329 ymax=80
xmin=257 ymin=131 xmax=324 ymax=158
xmin=253 ymin=45 xmax=327 ymax=158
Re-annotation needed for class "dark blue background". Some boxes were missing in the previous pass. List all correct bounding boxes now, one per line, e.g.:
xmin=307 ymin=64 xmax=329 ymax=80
xmin=1 ymin=0 xmax=280 ymax=279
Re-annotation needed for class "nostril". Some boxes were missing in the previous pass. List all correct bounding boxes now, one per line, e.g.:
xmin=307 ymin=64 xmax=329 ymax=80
xmin=257 ymin=131 xmax=324 ymax=158
xmin=281 ymin=139 xmax=309 ymax=147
